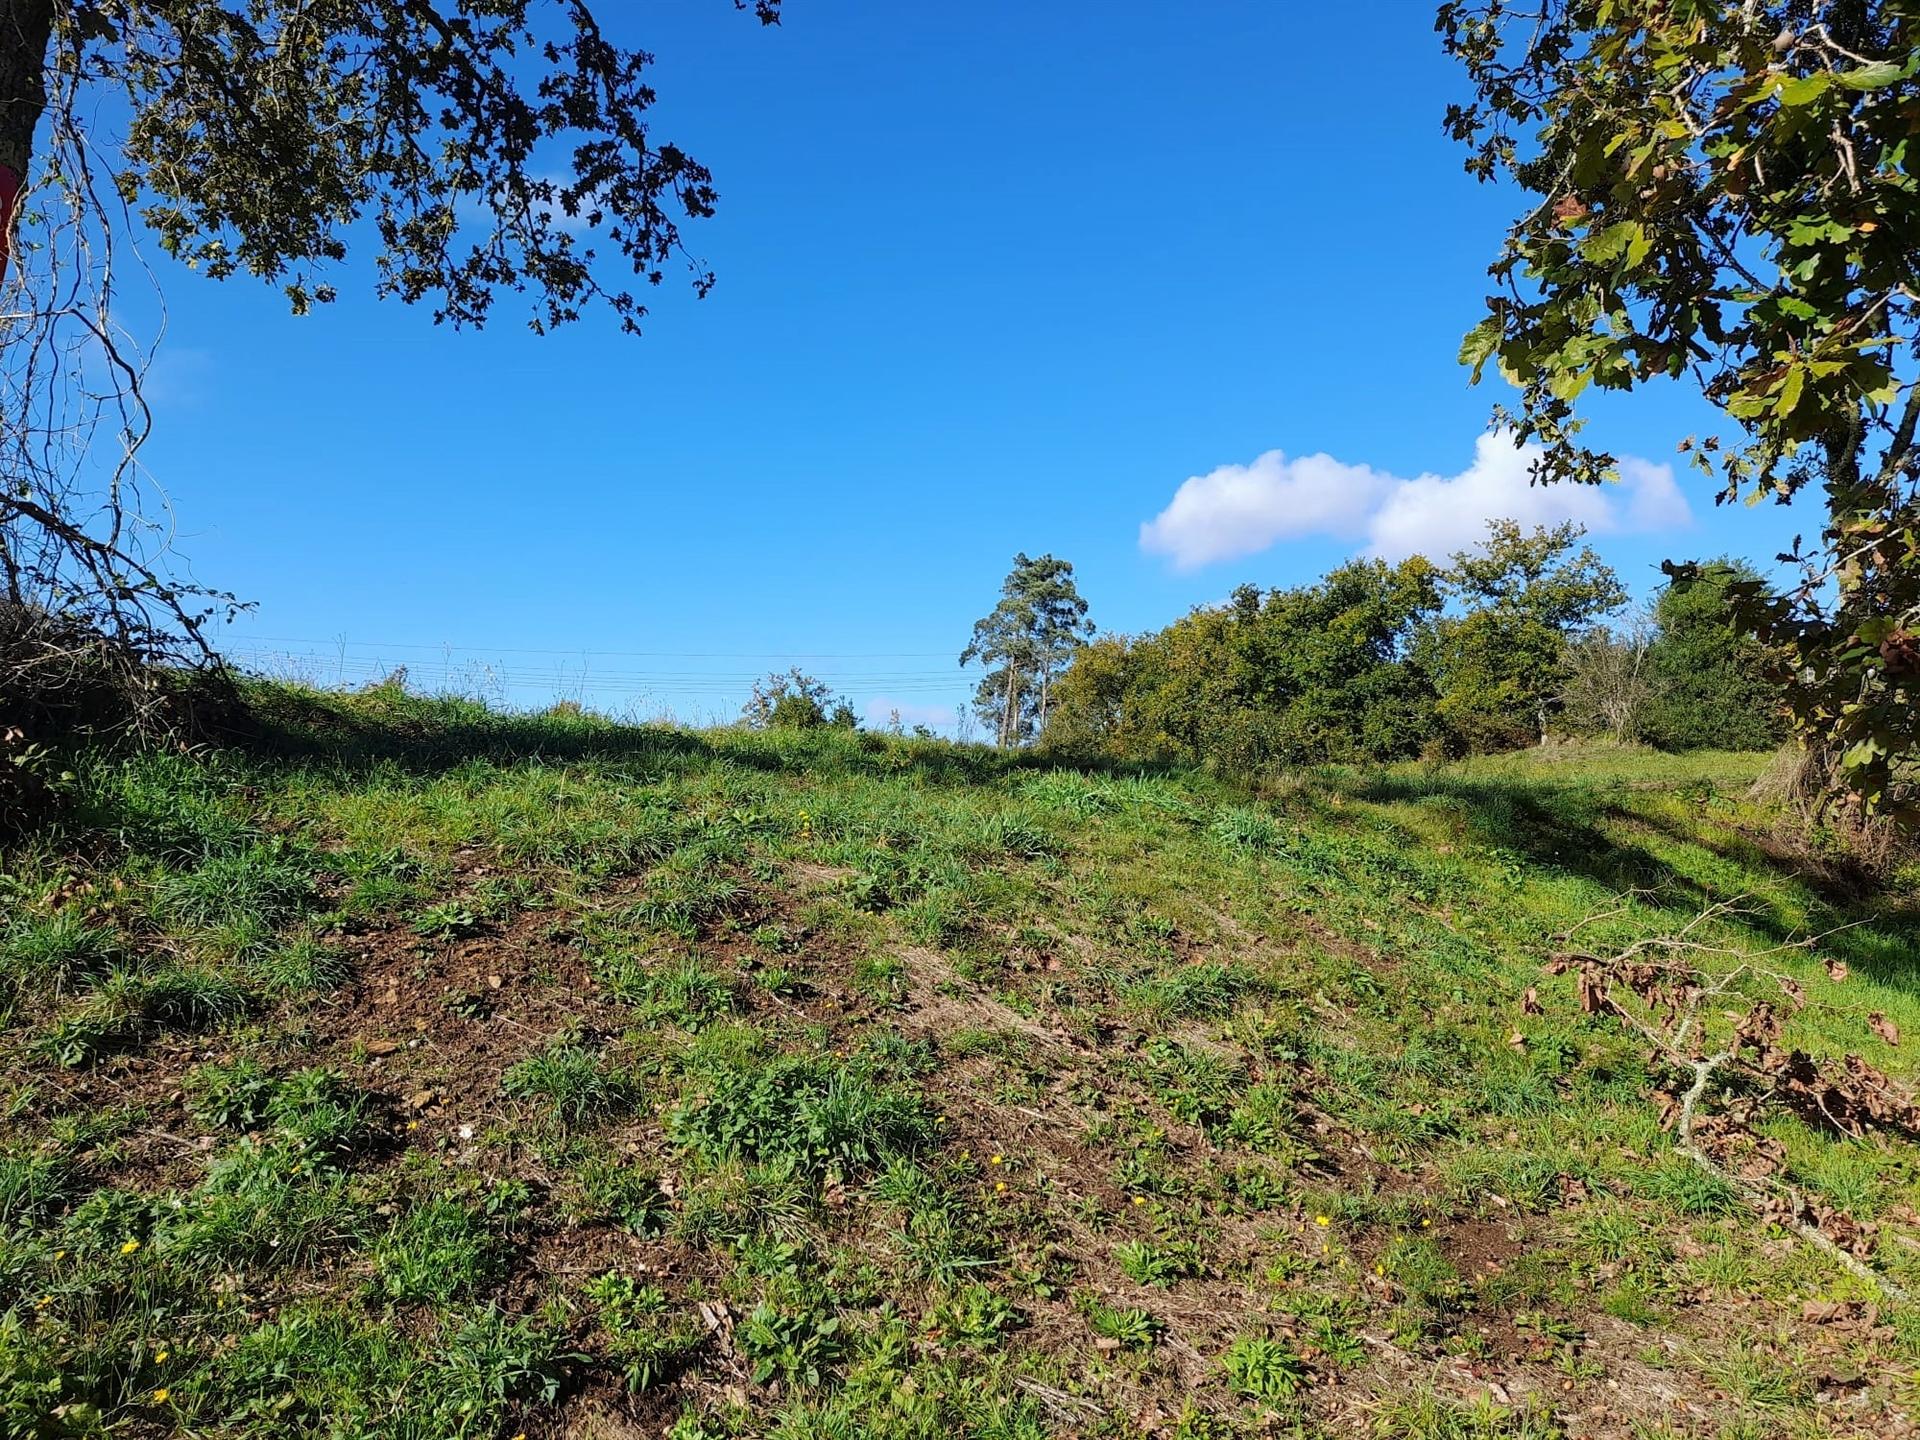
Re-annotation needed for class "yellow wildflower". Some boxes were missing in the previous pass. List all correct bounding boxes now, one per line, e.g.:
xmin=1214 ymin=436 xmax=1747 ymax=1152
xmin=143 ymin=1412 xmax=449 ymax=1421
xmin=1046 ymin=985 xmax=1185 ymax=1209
xmin=1314 ymin=1215 xmax=1331 ymax=1228
xmin=152 ymin=1389 xmax=170 ymax=1404
xmin=120 ymin=1239 xmax=141 ymax=1254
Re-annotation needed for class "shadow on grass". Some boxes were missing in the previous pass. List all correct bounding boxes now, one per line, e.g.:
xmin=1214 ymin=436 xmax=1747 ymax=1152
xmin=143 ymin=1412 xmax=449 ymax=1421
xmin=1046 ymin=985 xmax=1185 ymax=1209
xmin=1345 ymin=770 xmax=1920 ymax=991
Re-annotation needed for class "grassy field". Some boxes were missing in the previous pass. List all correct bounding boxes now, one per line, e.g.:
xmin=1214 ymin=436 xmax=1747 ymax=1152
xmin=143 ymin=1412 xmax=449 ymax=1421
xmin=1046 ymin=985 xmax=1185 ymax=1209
xmin=4 ymin=683 xmax=1919 ymax=1439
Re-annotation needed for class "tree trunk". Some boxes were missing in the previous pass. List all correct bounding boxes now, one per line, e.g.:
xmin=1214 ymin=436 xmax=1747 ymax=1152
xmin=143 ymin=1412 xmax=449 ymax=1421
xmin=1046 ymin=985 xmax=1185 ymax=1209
xmin=0 ymin=0 xmax=54 ymax=288
xmin=1001 ymin=665 xmax=1016 ymax=748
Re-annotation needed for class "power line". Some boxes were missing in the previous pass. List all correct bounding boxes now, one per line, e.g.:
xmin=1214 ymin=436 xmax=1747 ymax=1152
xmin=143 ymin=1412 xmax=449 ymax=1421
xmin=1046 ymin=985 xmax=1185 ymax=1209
xmin=217 ymin=631 xmax=960 ymax=661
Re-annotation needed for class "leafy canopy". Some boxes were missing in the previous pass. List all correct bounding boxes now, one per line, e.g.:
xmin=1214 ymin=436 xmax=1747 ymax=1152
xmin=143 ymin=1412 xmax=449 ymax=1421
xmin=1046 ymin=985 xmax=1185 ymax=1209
xmin=1047 ymin=555 xmax=1445 ymax=768
xmin=1423 ymin=520 xmax=1627 ymax=751
xmin=63 ymin=0 xmax=782 ymax=332
xmin=1440 ymin=0 xmax=1920 ymax=810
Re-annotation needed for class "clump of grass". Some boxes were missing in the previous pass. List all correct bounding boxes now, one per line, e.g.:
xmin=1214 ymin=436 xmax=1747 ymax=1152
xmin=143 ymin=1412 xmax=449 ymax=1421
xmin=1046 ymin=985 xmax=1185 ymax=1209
xmin=633 ymin=853 xmax=747 ymax=933
xmin=1124 ymin=962 xmax=1254 ymax=1021
xmin=501 ymin=1039 xmax=635 ymax=1126
xmin=250 ymin=934 xmax=354 ymax=994
xmin=587 ymin=1272 xmax=706 ymax=1390
xmin=137 ymin=963 xmax=254 ymax=1029
xmin=1113 ymin=1239 xmax=1203 ymax=1287
xmin=1220 ymin=1333 xmax=1306 ymax=1401
xmin=0 ymin=1148 xmax=76 ymax=1230
xmin=1017 ymin=771 xmax=1119 ymax=816
xmin=372 ymin=1197 xmax=508 ymax=1305
xmin=0 ymin=909 xmax=119 ymax=993
xmin=637 ymin=954 xmax=739 ymax=1027
xmin=964 ymin=811 xmax=1061 ymax=861
xmin=155 ymin=843 xmax=311 ymax=931
xmin=1210 ymin=805 xmax=1285 ymax=855
xmin=1380 ymin=1235 xmax=1463 ymax=1316
xmin=669 ymin=1053 xmax=933 ymax=1184
xmin=164 ymin=1138 xmax=359 ymax=1268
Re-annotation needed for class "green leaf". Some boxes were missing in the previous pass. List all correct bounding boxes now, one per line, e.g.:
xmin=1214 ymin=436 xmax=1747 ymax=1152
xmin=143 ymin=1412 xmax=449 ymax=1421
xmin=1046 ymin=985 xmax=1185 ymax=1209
xmin=1773 ymin=72 xmax=1832 ymax=107
xmin=1457 ymin=317 xmax=1502 ymax=383
xmin=1583 ymin=221 xmax=1644 ymax=265
xmin=1547 ymin=367 xmax=1592 ymax=402
xmin=1835 ymin=61 xmax=1905 ymax=92
xmin=1842 ymin=738 xmax=1885 ymax=771
xmin=1775 ymin=365 xmax=1805 ymax=417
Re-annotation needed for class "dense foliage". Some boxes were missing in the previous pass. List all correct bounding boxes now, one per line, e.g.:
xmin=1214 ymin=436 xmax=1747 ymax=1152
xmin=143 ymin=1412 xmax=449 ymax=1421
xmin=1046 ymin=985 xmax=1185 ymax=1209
xmin=1046 ymin=557 xmax=1443 ymax=769
xmin=1441 ymin=0 xmax=1920 ymax=812
xmin=1642 ymin=561 xmax=1793 ymax=752
xmin=1421 ymin=521 xmax=1629 ymax=752
xmin=1046 ymin=524 xmax=1783 ymax=769
xmin=740 ymin=668 xmax=857 ymax=731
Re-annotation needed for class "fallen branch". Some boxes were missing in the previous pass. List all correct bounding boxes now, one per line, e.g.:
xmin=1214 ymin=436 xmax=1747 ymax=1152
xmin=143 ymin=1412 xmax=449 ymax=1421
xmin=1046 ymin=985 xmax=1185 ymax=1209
xmin=1551 ymin=895 xmax=1914 ymax=1303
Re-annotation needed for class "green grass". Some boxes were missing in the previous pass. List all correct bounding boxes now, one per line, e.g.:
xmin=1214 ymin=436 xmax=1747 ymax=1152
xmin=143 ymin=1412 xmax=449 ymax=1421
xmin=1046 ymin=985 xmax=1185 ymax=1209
xmin=2 ymin=680 xmax=1917 ymax=1437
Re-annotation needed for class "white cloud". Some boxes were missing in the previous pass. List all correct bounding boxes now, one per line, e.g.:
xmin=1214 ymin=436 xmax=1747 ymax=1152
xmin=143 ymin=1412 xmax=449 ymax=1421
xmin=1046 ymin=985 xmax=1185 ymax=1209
xmin=1140 ymin=432 xmax=1690 ymax=570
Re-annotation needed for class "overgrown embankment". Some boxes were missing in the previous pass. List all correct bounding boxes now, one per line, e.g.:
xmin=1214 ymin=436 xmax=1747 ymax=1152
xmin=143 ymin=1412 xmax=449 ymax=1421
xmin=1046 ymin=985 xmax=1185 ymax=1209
xmin=3 ymin=684 xmax=1918 ymax=1438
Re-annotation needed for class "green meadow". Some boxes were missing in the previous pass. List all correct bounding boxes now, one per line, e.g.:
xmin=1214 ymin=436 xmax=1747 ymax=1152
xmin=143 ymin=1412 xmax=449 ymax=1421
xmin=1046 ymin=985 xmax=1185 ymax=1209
xmin=3 ymin=683 xmax=1917 ymax=1439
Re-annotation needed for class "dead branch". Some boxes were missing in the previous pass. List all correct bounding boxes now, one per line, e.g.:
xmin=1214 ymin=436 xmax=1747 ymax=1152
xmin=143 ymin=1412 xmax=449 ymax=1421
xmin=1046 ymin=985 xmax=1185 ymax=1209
xmin=1551 ymin=898 xmax=1914 ymax=1303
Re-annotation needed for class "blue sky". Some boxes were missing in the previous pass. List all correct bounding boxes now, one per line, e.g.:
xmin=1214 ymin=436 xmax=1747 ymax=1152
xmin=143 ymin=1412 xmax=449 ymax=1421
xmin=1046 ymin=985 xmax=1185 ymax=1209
xmin=131 ymin=0 xmax=1808 ymax=729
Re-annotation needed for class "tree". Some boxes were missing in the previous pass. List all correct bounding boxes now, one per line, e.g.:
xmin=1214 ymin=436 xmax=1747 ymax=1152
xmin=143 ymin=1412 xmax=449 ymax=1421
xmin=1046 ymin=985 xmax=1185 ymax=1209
xmin=0 ymin=1 xmax=781 ymax=685
xmin=1442 ymin=0 xmax=1920 ymax=812
xmin=1560 ymin=614 xmax=1655 ymax=744
xmin=1046 ymin=556 xmax=1444 ymax=768
xmin=1423 ymin=520 xmax=1626 ymax=751
xmin=741 ymin=668 xmax=856 ymax=732
xmin=960 ymin=553 xmax=1093 ymax=747
xmin=1642 ymin=560 xmax=1790 ymax=752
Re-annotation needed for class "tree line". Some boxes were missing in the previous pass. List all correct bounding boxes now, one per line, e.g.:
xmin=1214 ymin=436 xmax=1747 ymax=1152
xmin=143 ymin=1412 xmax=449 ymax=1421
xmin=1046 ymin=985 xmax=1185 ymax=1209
xmin=954 ymin=527 xmax=1784 ymax=769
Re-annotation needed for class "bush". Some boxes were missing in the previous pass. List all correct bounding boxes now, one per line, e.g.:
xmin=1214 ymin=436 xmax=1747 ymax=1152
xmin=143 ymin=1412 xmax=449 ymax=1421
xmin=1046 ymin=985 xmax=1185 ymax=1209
xmin=741 ymin=668 xmax=857 ymax=731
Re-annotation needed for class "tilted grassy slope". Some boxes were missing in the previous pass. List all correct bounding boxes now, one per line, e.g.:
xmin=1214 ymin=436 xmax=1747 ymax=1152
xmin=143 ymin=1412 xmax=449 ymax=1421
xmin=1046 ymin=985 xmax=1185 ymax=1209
xmin=3 ymin=683 xmax=1919 ymax=1439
